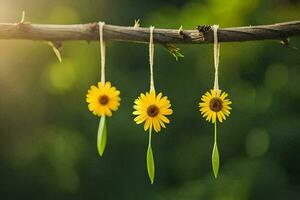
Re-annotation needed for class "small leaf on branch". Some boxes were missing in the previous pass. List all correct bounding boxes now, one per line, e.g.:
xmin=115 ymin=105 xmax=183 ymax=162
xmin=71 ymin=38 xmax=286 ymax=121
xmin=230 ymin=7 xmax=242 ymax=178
xmin=134 ymin=19 xmax=140 ymax=28
xmin=177 ymin=25 xmax=183 ymax=36
xmin=164 ymin=43 xmax=184 ymax=61
xmin=48 ymin=41 xmax=63 ymax=63
xmin=20 ymin=10 xmax=25 ymax=24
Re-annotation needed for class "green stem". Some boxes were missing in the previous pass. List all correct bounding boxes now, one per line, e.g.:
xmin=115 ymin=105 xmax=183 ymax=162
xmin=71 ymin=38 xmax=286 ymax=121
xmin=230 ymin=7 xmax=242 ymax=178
xmin=214 ymin=121 xmax=217 ymax=144
xmin=148 ymin=128 xmax=152 ymax=149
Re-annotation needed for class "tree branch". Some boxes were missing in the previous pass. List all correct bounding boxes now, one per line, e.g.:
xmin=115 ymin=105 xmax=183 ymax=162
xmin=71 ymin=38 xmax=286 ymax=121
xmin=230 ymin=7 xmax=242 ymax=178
xmin=0 ymin=21 xmax=299 ymax=44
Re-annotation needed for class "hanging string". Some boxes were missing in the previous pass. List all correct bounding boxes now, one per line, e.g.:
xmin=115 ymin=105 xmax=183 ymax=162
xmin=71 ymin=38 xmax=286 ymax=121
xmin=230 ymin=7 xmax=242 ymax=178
xmin=97 ymin=22 xmax=107 ymax=157
xmin=213 ymin=25 xmax=220 ymax=92
xmin=147 ymin=26 xmax=156 ymax=183
xmin=149 ymin=26 xmax=155 ymax=91
xmin=212 ymin=25 xmax=221 ymax=178
xmin=98 ymin=22 xmax=106 ymax=84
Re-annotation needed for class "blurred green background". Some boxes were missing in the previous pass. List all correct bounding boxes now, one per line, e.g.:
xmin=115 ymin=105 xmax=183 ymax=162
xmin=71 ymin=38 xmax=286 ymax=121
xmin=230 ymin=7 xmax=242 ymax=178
xmin=1 ymin=0 xmax=300 ymax=199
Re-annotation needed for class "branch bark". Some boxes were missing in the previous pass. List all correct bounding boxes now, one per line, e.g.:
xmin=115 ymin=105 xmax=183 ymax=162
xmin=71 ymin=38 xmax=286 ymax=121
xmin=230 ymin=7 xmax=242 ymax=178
xmin=0 ymin=21 xmax=299 ymax=44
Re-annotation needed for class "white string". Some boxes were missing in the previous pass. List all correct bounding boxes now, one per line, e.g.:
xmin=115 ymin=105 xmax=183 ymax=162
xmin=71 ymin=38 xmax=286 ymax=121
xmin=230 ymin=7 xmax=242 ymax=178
xmin=98 ymin=22 xmax=106 ymax=84
xmin=213 ymin=24 xmax=220 ymax=91
xmin=149 ymin=26 xmax=155 ymax=91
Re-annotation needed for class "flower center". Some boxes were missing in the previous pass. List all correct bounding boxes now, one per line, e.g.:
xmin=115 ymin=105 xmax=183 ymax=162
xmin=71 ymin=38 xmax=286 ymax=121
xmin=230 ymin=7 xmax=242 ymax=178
xmin=147 ymin=105 xmax=160 ymax=117
xmin=209 ymin=97 xmax=223 ymax=112
xmin=98 ymin=95 xmax=109 ymax=105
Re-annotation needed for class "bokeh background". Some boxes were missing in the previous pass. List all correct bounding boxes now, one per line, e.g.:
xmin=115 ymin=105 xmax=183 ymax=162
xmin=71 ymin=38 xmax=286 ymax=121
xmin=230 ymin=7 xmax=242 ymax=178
xmin=1 ymin=0 xmax=300 ymax=199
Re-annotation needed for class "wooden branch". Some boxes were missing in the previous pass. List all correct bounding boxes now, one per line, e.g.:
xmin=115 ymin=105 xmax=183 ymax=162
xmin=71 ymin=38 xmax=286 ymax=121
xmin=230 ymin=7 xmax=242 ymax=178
xmin=0 ymin=21 xmax=299 ymax=44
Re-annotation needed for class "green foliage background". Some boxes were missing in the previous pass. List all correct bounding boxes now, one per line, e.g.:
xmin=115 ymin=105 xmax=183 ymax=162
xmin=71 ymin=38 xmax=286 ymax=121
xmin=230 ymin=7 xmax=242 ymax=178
xmin=0 ymin=0 xmax=300 ymax=199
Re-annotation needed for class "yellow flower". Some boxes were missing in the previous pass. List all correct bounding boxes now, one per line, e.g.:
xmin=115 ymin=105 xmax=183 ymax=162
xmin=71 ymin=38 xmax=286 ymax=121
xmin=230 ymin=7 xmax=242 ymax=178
xmin=133 ymin=90 xmax=173 ymax=132
xmin=86 ymin=81 xmax=121 ymax=117
xmin=199 ymin=89 xmax=232 ymax=123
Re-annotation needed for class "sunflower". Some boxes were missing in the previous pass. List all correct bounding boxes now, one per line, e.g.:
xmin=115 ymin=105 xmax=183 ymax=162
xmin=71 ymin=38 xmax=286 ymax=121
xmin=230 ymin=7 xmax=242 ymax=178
xmin=133 ymin=90 xmax=173 ymax=132
xmin=199 ymin=89 xmax=232 ymax=123
xmin=86 ymin=81 xmax=121 ymax=117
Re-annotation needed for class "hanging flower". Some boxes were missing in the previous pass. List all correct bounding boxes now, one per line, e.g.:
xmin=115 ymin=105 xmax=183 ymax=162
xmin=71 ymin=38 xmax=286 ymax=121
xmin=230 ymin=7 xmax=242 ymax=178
xmin=86 ymin=81 xmax=121 ymax=117
xmin=197 ymin=25 xmax=233 ymax=179
xmin=199 ymin=89 xmax=231 ymax=123
xmin=132 ymin=26 xmax=173 ymax=184
xmin=133 ymin=90 xmax=172 ymax=132
xmin=198 ymin=89 xmax=232 ymax=179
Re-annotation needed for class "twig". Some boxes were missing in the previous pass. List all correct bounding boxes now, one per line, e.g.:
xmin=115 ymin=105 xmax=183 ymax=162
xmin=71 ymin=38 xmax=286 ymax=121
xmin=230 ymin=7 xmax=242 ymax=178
xmin=0 ymin=21 xmax=299 ymax=44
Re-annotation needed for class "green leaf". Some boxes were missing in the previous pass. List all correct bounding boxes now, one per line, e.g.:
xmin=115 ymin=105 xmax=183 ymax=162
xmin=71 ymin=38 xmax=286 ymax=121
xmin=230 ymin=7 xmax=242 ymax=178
xmin=97 ymin=116 xmax=107 ymax=157
xmin=164 ymin=43 xmax=184 ymax=61
xmin=147 ymin=144 xmax=155 ymax=184
xmin=146 ymin=129 xmax=155 ymax=184
xmin=212 ymin=142 xmax=219 ymax=178
xmin=48 ymin=41 xmax=62 ymax=63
